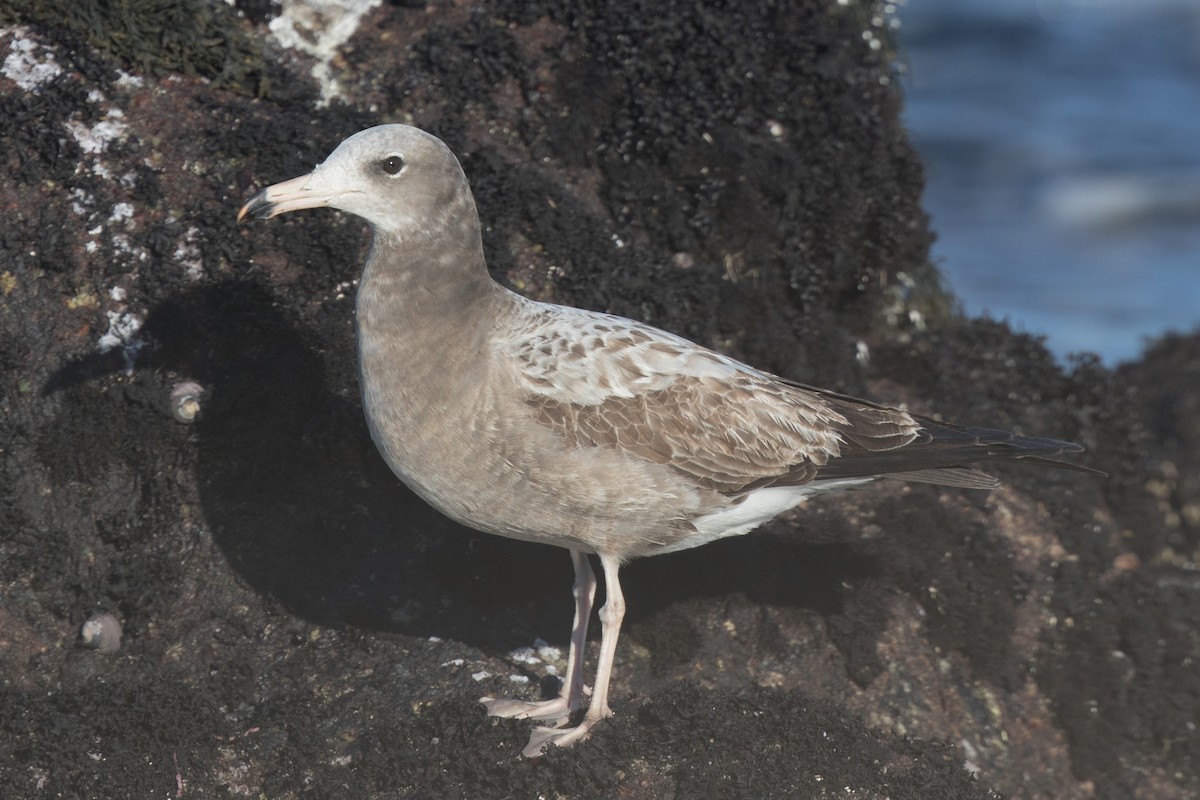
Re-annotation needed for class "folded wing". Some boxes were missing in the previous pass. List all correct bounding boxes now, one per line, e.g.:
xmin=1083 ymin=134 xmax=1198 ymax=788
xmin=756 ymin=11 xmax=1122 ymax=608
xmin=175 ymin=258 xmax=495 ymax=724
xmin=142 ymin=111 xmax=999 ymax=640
xmin=505 ymin=304 xmax=1090 ymax=496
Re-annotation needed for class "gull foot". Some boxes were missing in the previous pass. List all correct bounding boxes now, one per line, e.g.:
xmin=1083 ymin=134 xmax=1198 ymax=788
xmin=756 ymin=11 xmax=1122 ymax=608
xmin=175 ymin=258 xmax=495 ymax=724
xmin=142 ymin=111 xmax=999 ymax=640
xmin=479 ymin=695 xmax=573 ymax=725
xmin=521 ymin=718 xmax=602 ymax=757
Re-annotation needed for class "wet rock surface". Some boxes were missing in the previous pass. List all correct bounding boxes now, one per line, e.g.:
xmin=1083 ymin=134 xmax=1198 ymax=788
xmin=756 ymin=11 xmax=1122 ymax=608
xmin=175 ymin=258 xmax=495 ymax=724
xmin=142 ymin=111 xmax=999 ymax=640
xmin=1 ymin=2 xmax=1195 ymax=798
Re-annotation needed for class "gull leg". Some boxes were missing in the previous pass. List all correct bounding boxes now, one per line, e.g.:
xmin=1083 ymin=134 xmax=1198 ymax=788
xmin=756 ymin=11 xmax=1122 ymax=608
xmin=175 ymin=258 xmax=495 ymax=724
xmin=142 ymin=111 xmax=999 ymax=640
xmin=480 ymin=549 xmax=595 ymax=725
xmin=522 ymin=553 xmax=625 ymax=756
xmin=559 ymin=550 xmax=596 ymax=710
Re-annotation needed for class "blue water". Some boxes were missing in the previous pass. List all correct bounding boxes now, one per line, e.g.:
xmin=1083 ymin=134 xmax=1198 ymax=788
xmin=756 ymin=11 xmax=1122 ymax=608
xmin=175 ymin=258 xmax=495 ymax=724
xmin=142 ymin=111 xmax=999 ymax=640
xmin=898 ymin=0 xmax=1200 ymax=364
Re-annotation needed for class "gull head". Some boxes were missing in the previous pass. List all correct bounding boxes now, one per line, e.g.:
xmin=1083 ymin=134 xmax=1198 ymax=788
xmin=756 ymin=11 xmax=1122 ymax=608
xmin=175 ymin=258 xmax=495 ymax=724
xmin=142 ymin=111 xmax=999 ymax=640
xmin=238 ymin=124 xmax=472 ymax=238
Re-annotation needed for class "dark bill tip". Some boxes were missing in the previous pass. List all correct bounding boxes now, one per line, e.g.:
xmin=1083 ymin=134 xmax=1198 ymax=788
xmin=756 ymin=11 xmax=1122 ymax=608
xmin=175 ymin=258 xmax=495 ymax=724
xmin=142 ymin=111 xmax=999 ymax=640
xmin=237 ymin=189 xmax=274 ymax=224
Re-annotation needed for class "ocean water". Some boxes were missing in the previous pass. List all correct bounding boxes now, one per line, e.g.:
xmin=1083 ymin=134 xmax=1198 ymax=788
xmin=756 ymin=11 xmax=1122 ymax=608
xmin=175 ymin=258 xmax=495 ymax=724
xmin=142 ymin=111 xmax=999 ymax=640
xmin=898 ymin=0 xmax=1200 ymax=364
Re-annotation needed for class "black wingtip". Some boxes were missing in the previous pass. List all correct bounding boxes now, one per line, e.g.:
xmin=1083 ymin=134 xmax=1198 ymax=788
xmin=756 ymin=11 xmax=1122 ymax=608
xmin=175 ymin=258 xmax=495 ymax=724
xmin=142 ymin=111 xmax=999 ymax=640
xmin=961 ymin=430 xmax=1106 ymax=477
xmin=1012 ymin=455 xmax=1108 ymax=477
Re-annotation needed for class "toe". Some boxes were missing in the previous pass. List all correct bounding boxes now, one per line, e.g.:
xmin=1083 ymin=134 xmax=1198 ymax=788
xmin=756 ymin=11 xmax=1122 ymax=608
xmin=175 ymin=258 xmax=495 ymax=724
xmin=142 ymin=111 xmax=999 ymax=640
xmin=480 ymin=695 xmax=572 ymax=724
xmin=520 ymin=719 xmax=598 ymax=757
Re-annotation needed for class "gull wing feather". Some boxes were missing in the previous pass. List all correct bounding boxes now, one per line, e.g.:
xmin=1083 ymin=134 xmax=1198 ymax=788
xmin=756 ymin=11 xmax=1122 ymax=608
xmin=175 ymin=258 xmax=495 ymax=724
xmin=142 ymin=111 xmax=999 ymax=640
xmin=502 ymin=304 xmax=922 ymax=493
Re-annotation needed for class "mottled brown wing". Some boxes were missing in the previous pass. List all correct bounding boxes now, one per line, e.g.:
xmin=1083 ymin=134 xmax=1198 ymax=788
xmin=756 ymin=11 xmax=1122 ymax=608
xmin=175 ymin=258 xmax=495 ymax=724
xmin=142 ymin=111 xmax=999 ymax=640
xmin=525 ymin=370 xmax=921 ymax=493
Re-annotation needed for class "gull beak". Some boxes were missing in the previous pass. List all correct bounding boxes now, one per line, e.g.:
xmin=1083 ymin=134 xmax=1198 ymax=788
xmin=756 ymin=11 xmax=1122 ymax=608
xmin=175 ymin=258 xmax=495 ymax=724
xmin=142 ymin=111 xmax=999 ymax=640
xmin=237 ymin=173 xmax=352 ymax=223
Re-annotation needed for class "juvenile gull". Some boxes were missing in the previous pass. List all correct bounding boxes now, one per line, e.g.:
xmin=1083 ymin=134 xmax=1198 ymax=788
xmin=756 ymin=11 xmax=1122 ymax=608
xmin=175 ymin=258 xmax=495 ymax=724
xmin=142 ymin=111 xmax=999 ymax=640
xmin=238 ymin=124 xmax=1092 ymax=757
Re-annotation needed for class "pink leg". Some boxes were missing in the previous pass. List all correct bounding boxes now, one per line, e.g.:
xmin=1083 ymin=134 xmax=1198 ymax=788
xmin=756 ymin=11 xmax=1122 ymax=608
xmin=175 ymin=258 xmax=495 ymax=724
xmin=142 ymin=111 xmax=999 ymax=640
xmin=480 ymin=550 xmax=595 ymax=725
xmin=522 ymin=553 xmax=625 ymax=756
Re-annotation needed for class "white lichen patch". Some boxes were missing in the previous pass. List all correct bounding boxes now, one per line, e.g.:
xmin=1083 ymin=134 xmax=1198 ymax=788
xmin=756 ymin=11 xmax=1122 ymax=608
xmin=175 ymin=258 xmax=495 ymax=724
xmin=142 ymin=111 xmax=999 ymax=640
xmin=173 ymin=226 xmax=205 ymax=280
xmin=115 ymin=69 xmax=143 ymax=89
xmin=108 ymin=202 xmax=135 ymax=225
xmin=534 ymin=639 xmax=561 ymax=662
xmin=64 ymin=108 xmax=129 ymax=155
xmin=98 ymin=310 xmax=142 ymax=353
xmin=2 ymin=28 xmax=62 ymax=91
xmin=70 ymin=188 xmax=95 ymax=217
xmin=507 ymin=646 xmax=543 ymax=666
xmin=267 ymin=0 xmax=382 ymax=105
xmin=98 ymin=310 xmax=144 ymax=374
xmin=110 ymin=233 xmax=150 ymax=264
xmin=500 ymin=638 xmax=565 ymax=679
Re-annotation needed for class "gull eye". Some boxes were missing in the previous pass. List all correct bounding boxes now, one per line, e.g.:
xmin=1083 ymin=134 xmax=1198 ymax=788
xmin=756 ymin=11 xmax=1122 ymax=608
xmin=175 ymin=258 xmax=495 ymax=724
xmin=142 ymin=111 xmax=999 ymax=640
xmin=380 ymin=155 xmax=405 ymax=175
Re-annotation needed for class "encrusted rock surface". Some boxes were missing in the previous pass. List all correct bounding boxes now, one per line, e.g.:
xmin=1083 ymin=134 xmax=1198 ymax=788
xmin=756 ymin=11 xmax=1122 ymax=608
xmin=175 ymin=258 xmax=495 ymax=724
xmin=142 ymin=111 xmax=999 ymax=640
xmin=1 ymin=3 xmax=1195 ymax=797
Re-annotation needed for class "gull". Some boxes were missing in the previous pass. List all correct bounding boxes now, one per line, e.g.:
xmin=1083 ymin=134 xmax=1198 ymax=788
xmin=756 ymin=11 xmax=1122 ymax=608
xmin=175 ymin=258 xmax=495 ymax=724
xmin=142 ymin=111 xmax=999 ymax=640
xmin=238 ymin=124 xmax=1092 ymax=757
